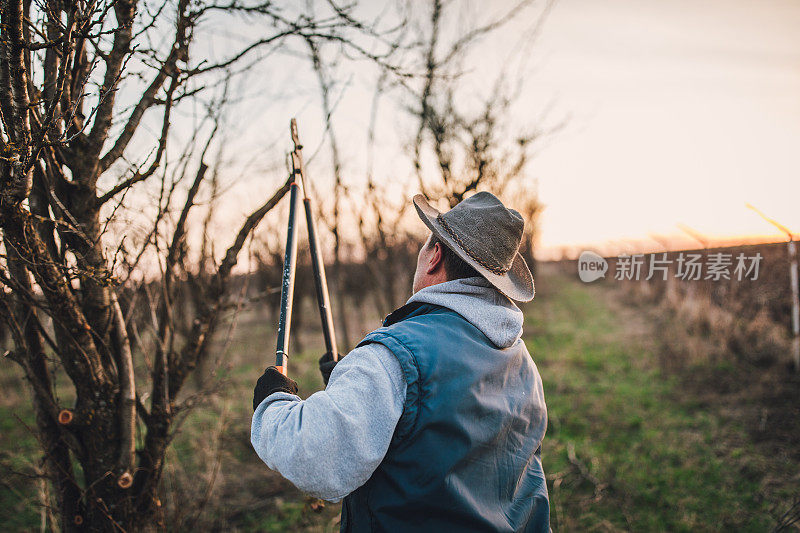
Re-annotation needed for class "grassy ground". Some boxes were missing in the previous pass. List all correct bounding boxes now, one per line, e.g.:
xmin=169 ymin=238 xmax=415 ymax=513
xmin=1 ymin=268 xmax=796 ymax=531
xmin=0 ymin=369 xmax=44 ymax=530
xmin=532 ymin=268 xmax=792 ymax=531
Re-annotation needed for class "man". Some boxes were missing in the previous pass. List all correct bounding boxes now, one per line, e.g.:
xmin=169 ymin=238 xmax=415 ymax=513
xmin=251 ymin=192 xmax=550 ymax=532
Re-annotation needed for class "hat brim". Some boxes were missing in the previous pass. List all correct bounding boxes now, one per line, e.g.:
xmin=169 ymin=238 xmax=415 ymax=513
xmin=413 ymin=194 xmax=535 ymax=302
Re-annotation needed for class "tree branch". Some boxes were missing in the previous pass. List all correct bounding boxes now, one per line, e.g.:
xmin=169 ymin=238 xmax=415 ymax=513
xmin=97 ymin=0 xmax=190 ymax=174
xmin=85 ymin=0 xmax=138 ymax=165
xmin=110 ymin=290 xmax=135 ymax=477
xmin=95 ymin=72 xmax=180 ymax=206
xmin=1 ymin=207 xmax=111 ymax=395
xmin=2 ymin=0 xmax=33 ymax=203
xmin=168 ymin=176 xmax=291 ymax=399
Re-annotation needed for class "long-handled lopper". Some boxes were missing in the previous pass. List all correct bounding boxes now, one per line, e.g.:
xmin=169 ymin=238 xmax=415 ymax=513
xmin=275 ymin=118 xmax=339 ymax=376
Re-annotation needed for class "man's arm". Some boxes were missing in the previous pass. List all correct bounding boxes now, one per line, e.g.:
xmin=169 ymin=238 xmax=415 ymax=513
xmin=251 ymin=342 xmax=406 ymax=502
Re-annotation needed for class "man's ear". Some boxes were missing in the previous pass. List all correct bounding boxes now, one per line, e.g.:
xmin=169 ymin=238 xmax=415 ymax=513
xmin=426 ymin=242 xmax=445 ymax=275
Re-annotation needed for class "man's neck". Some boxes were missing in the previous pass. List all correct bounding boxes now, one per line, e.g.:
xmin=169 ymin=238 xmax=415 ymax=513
xmin=412 ymin=274 xmax=450 ymax=295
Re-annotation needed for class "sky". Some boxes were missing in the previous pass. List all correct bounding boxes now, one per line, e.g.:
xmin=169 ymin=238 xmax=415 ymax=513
xmin=115 ymin=0 xmax=800 ymax=263
xmin=514 ymin=0 xmax=800 ymax=257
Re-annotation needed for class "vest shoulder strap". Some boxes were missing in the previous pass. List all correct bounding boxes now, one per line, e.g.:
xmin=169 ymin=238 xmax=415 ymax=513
xmin=357 ymin=303 xmax=464 ymax=442
xmin=358 ymin=330 xmax=422 ymax=441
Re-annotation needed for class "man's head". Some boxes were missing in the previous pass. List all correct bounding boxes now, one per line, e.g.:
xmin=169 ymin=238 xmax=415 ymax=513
xmin=411 ymin=192 xmax=535 ymax=301
xmin=412 ymin=234 xmax=480 ymax=294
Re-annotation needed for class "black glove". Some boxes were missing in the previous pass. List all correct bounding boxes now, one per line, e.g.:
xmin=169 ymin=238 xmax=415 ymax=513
xmin=318 ymin=352 xmax=341 ymax=386
xmin=253 ymin=366 xmax=299 ymax=411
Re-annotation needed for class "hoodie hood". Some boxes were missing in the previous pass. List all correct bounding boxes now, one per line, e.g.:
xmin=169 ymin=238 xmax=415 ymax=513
xmin=406 ymin=277 xmax=524 ymax=348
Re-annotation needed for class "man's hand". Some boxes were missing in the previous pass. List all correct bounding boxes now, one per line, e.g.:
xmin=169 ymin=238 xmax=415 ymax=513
xmin=318 ymin=352 xmax=341 ymax=385
xmin=253 ymin=367 xmax=299 ymax=411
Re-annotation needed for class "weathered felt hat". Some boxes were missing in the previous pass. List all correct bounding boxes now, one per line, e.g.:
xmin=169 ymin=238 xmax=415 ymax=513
xmin=413 ymin=191 xmax=535 ymax=302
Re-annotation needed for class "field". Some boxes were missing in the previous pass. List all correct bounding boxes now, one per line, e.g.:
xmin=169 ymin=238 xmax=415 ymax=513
xmin=1 ymin=262 xmax=798 ymax=531
xmin=532 ymin=265 xmax=797 ymax=531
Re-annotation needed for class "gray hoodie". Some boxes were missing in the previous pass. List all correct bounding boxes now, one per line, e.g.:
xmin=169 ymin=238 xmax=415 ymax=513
xmin=251 ymin=277 xmax=526 ymax=502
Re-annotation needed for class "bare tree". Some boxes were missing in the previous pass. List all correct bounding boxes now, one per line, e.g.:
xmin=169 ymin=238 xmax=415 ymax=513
xmin=345 ymin=0 xmax=553 ymax=311
xmin=409 ymin=0 xmax=554 ymax=202
xmin=0 ymin=0 xmax=400 ymax=529
xmin=306 ymin=35 xmax=354 ymax=349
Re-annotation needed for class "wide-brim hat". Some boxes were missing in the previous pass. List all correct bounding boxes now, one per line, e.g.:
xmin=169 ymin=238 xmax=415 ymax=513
xmin=413 ymin=191 xmax=535 ymax=302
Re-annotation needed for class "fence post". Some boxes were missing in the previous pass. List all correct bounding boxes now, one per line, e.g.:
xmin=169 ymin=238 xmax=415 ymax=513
xmin=789 ymin=240 xmax=800 ymax=371
xmin=745 ymin=204 xmax=799 ymax=371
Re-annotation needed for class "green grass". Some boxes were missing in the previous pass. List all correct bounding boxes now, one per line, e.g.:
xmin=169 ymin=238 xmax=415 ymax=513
xmin=0 ymin=370 xmax=42 ymax=531
xmin=529 ymin=273 xmax=774 ymax=531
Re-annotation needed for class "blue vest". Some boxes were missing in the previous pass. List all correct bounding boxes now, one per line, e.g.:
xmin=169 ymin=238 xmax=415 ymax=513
xmin=341 ymin=302 xmax=550 ymax=532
